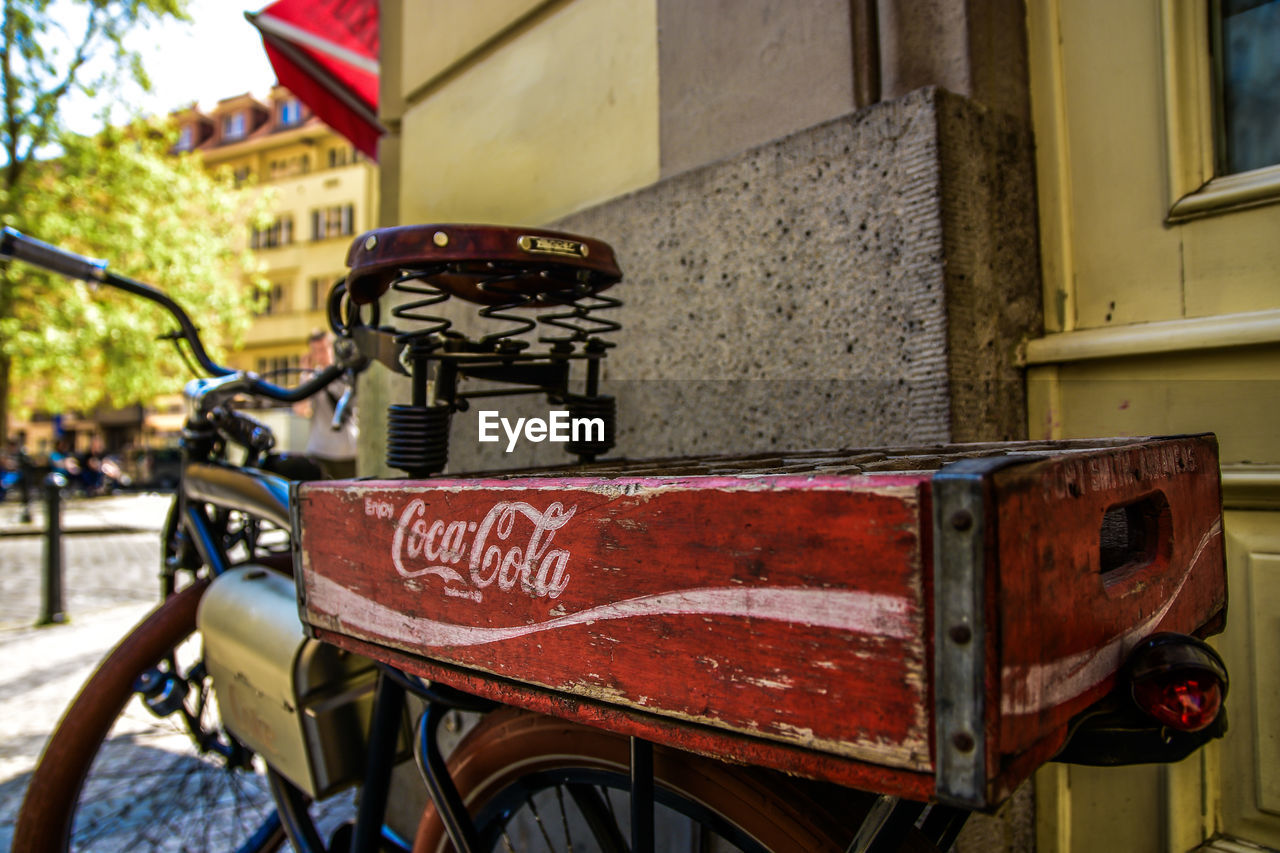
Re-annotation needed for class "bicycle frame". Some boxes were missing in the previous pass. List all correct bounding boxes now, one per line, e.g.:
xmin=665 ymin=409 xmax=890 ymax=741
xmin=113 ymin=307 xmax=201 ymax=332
xmin=175 ymin=432 xmax=429 ymax=851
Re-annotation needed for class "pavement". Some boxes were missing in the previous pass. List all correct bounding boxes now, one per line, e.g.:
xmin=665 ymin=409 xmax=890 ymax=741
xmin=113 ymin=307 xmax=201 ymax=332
xmin=0 ymin=492 xmax=174 ymax=850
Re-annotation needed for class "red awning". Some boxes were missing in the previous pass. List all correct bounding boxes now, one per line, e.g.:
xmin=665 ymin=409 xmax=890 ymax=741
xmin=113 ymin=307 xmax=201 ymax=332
xmin=247 ymin=0 xmax=382 ymax=159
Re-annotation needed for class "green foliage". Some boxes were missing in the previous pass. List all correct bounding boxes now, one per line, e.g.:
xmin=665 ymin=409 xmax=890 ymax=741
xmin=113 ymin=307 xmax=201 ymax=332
xmin=1 ymin=121 xmax=265 ymax=419
xmin=1 ymin=0 xmax=190 ymax=180
xmin=0 ymin=0 xmax=268 ymax=431
xmin=2 ymin=123 xmax=266 ymax=417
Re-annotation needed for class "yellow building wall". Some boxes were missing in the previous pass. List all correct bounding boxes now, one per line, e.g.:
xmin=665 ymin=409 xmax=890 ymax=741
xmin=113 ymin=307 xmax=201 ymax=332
xmin=202 ymin=128 xmax=377 ymax=378
xmin=1027 ymin=0 xmax=1280 ymax=850
xmin=382 ymin=0 xmax=659 ymax=226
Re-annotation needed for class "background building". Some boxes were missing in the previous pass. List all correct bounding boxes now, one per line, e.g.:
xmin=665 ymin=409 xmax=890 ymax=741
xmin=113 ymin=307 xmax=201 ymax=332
xmin=170 ymin=85 xmax=378 ymax=450
xmin=8 ymin=85 xmax=378 ymax=469
xmin=356 ymin=1 xmax=1278 ymax=851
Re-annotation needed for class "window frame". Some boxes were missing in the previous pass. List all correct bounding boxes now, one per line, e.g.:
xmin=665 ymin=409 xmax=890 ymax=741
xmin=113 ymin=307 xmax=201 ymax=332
xmin=1163 ymin=0 xmax=1280 ymax=223
xmin=279 ymin=98 xmax=302 ymax=127
xmin=223 ymin=111 xmax=246 ymax=142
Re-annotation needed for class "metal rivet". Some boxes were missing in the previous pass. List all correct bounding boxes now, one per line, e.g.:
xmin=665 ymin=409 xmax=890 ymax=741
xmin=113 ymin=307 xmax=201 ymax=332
xmin=952 ymin=731 xmax=976 ymax=753
xmin=950 ymin=509 xmax=973 ymax=531
xmin=949 ymin=624 xmax=972 ymax=645
xmin=433 ymin=230 xmax=449 ymax=247
xmin=364 ymin=235 xmax=377 ymax=251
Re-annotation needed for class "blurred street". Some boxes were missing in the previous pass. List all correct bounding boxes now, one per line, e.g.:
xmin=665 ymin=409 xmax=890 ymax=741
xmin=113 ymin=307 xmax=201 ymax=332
xmin=0 ymin=492 xmax=173 ymax=848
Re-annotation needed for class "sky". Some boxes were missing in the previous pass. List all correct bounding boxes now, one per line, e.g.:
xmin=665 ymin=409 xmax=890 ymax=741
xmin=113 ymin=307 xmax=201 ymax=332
xmin=60 ymin=0 xmax=279 ymax=134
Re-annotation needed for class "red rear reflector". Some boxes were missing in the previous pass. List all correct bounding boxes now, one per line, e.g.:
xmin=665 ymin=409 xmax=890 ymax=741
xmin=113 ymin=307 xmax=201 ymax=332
xmin=1132 ymin=671 xmax=1223 ymax=732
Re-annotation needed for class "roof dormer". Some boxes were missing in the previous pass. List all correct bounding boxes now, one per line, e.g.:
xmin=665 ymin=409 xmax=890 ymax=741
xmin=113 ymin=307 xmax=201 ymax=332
xmin=269 ymin=85 xmax=312 ymax=131
xmin=210 ymin=93 xmax=271 ymax=146
xmin=170 ymin=104 xmax=214 ymax=153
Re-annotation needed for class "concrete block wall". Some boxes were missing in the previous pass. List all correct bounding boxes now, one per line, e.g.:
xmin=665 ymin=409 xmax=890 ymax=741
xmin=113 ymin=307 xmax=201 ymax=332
xmin=359 ymin=87 xmax=1040 ymax=475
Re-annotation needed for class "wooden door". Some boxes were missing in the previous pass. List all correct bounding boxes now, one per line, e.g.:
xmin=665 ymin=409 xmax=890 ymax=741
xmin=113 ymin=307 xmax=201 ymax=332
xmin=1024 ymin=0 xmax=1280 ymax=850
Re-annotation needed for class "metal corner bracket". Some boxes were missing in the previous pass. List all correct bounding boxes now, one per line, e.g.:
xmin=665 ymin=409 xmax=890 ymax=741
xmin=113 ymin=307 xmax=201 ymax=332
xmin=932 ymin=454 xmax=1036 ymax=808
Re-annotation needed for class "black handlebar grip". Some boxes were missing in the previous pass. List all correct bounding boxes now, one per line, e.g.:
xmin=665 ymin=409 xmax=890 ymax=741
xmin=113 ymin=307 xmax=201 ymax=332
xmin=212 ymin=408 xmax=276 ymax=454
xmin=1 ymin=227 xmax=108 ymax=282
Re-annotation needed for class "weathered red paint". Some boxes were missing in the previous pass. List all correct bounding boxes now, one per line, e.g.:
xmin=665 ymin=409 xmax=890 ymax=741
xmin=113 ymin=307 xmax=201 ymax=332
xmin=315 ymin=626 xmax=940 ymax=802
xmin=296 ymin=436 xmax=1226 ymax=806
xmin=990 ymin=438 xmax=1225 ymax=756
xmin=300 ymin=476 xmax=932 ymax=770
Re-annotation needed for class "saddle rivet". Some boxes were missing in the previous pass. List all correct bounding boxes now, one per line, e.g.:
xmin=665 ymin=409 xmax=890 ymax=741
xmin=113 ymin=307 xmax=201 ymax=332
xmin=364 ymin=235 xmax=377 ymax=251
xmin=433 ymin=230 xmax=449 ymax=247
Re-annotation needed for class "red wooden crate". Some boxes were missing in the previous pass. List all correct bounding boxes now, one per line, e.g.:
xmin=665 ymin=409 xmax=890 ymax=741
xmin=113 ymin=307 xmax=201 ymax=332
xmin=294 ymin=435 xmax=1224 ymax=807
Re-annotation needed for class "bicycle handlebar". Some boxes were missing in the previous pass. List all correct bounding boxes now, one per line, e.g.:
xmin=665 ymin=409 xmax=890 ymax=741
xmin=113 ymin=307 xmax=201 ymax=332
xmin=1 ymin=227 xmax=236 ymax=378
xmin=0 ymin=226 xmax=108 ymax=283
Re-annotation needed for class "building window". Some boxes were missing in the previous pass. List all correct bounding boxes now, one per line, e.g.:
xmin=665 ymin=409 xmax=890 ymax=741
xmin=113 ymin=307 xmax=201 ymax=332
xmin=176 ymin=125 xmax=193 ymax=151
xmin=310 ymin=276 xmax=327 ymax=310
xmin=279 ymin=98 xmax=302 ymax=127
xmin=249 ymin=215 xmax=294 ymax=250
xmin=223 ymin=112 xmax=246 ymax=141
xmin=255 ymin=354 xmax=300 ymax=381
xmin=1212 ymin=0 xmax=1280 ymax=175
xmin=257 ymin=282 xmax=288 ymax=316
xmin=1163 ymin=0 xmax=1280 ymax=221
xmin=233 ymin=165 xmax=252 ymax=185
xmin=328 ymin=146 xmax=350 ymax=168
xmin=269 ymin=154 xmax=311 ymax=179
xmin=310 ymin=204 xmax=355 ymax=241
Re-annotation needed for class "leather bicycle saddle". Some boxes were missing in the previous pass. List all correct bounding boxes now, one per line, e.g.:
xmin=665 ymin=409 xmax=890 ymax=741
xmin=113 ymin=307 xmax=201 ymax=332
xmin=344 ymin=224 xmax=622 ymax=306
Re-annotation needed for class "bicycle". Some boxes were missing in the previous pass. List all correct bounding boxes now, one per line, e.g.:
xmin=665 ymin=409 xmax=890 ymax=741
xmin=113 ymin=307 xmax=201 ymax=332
xmin=4 ymin=225 xmax=1230 ymax=852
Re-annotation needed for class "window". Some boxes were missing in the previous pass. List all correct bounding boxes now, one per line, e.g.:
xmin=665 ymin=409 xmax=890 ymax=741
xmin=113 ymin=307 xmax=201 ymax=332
xmin=249 ymin=215 xmax=294 ymax=250
xmin=279 ymin=98 xmax=302 ymax=127
xmin=223 ymin=112 xmax=245 ymax=141
xmin=1212 ymin=0 xmax=1280 ymax=175
xmin=233 ymin=166 xmax=252 ymax=185
xmin=268 ymin=155 xmax=312 ymax=180
xmin=1163 ymin=0 xmax=1280 ymax=221
xmin=257 ymin=283 xmax=288 ymax=316
xmin=328 ymin=146 xmax=350 ymax=168
xmin=310 ymin=204 xmax=355 ymax=241
xmin=176 ymin=125 xmax=193 ymax=151
xmin=310 ymin=277 xmax=327 ymax=311
xmin=255 ymin=355 xmax=300 ymax=381
xmin=308 ymin=275 xmax=344 ymax=310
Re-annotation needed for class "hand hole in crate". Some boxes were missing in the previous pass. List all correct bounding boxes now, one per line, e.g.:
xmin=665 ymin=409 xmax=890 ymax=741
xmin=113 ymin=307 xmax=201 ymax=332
xmin=1098 ymin=491 xmax=1171 ymax=585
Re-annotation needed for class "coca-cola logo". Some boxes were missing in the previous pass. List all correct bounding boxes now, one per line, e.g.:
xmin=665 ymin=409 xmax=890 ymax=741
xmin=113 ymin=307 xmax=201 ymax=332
xmin=390 ymin=499 xmax=577 ymax=603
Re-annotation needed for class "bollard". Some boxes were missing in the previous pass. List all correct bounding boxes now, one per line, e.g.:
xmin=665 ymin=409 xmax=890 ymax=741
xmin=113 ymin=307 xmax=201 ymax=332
xmin=39 ymin=472 xmax=68 ymax=625
xmin=17 ymin=457 xmax=32 ymax=524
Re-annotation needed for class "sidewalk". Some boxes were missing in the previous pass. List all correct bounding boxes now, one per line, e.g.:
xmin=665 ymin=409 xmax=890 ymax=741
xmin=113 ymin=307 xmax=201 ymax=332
xmin=0 ymin=490 xmax=172 ymax=537
xmin=0 ymin=492 xmax=172 ymax=630
xmin=0 ymin=493 xmax=172 ymax=849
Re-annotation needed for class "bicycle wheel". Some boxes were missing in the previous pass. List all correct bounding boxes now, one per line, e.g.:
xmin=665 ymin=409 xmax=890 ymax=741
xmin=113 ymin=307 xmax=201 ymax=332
xmin=412 ymin=708 xmax=940 ymax=853
xmin=12 ymin=581 xmax=288 ymax=852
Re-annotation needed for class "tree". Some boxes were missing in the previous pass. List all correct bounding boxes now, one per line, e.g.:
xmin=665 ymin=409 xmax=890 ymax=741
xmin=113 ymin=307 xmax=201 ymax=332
xmin=0 ymin=0 xmax=259 ymax=437
xmin=2 ymin=122 xmax=264 ymax=426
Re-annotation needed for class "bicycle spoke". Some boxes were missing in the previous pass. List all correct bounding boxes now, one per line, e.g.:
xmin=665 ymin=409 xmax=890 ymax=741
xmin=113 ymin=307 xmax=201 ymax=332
xmin=565 ymin=784 xmax=628 ymax=853
xmin=554 ymin=785 xmax=574 ymax=853
xmin=525 ymin=790 xmax=557 ymax=852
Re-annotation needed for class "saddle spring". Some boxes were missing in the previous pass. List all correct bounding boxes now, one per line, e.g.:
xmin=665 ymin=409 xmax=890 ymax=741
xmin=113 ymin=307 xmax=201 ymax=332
xmin=386 ymin=266 xmax=454 ymax=477
xmin=382 ymin=261 xmax=623 ymax=476
xmin=475 ymin=271 xmax=538 ymax=351
xmin=388 ymin=266 xmax=452 ymax=345
xmin=537 ymin=288 xmax=622 ymax=347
